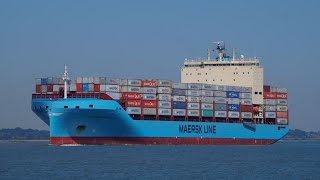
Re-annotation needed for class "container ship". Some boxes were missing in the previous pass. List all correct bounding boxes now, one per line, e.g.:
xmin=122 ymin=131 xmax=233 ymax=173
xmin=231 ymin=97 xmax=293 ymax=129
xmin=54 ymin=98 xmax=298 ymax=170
xmin=32 ymin=42 xmax=289 ymax=145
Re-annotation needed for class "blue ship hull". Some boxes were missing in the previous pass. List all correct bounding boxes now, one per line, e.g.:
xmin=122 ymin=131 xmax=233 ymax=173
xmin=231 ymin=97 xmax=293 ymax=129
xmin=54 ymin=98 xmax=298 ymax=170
xmin=32 ymin=98 xmax=288 ymax=145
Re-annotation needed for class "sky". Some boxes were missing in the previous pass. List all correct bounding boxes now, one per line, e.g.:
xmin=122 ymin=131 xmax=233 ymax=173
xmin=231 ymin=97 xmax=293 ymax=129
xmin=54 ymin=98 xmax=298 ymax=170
xmin=0 ymin=1 xmax=319 ymax=131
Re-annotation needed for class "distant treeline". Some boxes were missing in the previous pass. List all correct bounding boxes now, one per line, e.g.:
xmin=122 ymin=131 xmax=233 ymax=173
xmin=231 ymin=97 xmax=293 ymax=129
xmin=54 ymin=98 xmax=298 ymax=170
xmin=0 ymin=127 xmax=319 ymax=140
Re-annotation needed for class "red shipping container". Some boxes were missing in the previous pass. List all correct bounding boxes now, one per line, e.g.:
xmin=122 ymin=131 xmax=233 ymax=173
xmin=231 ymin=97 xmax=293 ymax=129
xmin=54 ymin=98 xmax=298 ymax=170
xmin=76 ymin=84 xmax=82 ymax=92
xmin=53 ymin=91 xmax=59 ymax=95
xmin=264 ymin=92 xmax=277 ymax=99
xmin=36 ymin=85 xmax=42 ymax=93
xmin=240 ymin=105 xmax=253 ymax=112
xmin=121 ymin=92 xmax=142 ymax=100
xmin=47 ymin=84 xmax=53 ymax=92
xmin=142 ymin=100 xmax=157 ymax=108
xmin=94 ymin=84 xmax=100 ymax=92
xmin=126 ymin=100 xmax=141 ymax=107
xmin=141 ymin=80 xmax=157 ymax=87
xmin=263 ymin=85 xmax=271 ymax=92
xmin=277 ymin=112 xmax=288 ymax=118
xmin=276 ymin=93 xmax=287 ymax=99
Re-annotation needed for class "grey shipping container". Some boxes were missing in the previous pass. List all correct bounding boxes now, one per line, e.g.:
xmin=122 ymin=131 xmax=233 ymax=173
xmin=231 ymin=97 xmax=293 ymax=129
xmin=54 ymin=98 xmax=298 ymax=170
xmin=173 ymin=83 xmax=187 ymax=89
xmin=265 ymin=105 xmax=276 ymax=111
xmin=241 ymin=112 xmax=253 ymax=119
xmin=88 ymin=84 xmax=94 ymax=92
xmin=215 ymin=97 xmax=227 ymax=104
xmin=106 ymin=92 xmax=121 ymax=100
xmin=187 ymin=96 xmax=200 ymax=103
xmin=82 ymin=77 xmax=89 ymax=84
xmin=215 ymin=103 xmax=227 ymax=111
xmin=121 ymin=86 xmax=141 ymax=93
xmin=277 ymin=99 xmax=287 ymax=105
xmin=241 ymin=87 xmax=252 ymax=92
xmin=265 ymin=112 xmax=276 ymax=118
xmin=201 ymin=90 xmax=214 ymax=97
xmin=187 ymin=83 xmax=201 ymax=89
xmin=141 ymin=87 xmax=157 ymax=94
xmin=158 ymin=101 xmax=171 ymax=108
xmin=52 ymin=77 xmax=60 ymax=84
xmin=126 ymin=107 xmax=141 ymax=115
xmin=188 ymin=110 xmax=200 ymax=117
xmin=35 ymin=78 xmax=41 ymax=85
xmin=201 ymin=96 xmax=214 ymax=103
xmin=172 ymin=89 xmax=186 ymax=96
xmin=187 ymin=103 xmax=200 ymax=110
xmin=173 ymin=109 xmax=186 ymax=116
xmin=240 ymin=93 xmax=252 ymax=99
xmin=214 ymin=85 xmax=227 ymax=91
xmin=100 ymin=85 xmax=106 ymax=92
xmin=240 ymin=99 xmax=252 ymax=105
xmin=187 ymin=90 xmax=200 ymax=96
xmin=201 ymin=84 xmax=215 ymax=90
xmin=228 ymin=98 xmax=240 ymax=104
xmin=213 ymin=91 xmax=227 ymax=97
xmin=106 ymin=78 xmax=120 ymax=85
xmin=106 ymin=85 xmax=121 ymax=92
xmin=157 ymin=87 xmax=172 ymax=94
xmin=53 ymin=85 xmax=61 ymax=92
xmin=264 ymin=99 xmax=276 ymax=105
xmin=143 ymin=94 xmax=157 ymax=100
xmin=158 ymin=108 xmax=171 ymax=116
xmin=215 ymin=111 xmax=227 ymax=118
xmin=88 ymin=77 xmax=94 ymax=84
xmin=99 ymin=77 xmax=106 ymax=84
xmin=157 ymin=80 xmax=172 ymax=87
xmin=202 ymin=103 xmax=213 ymax=110
xmin=46 ymin=77 xmax=53 ymax=84
xmin=228 ymin=111 xmax=239 ymax=118
xmin=227 ymin=86 xmax=241 ymax=92
xmin=173 ymin=95 xmax=186 ymax=102
xmin=121 ymin=79 xmax=141 ymax=86
xmin=94 ymin=77 xmax=100 ymax=84
xmin=76 ymin=77 xmax=83 ymax=84
xmin=41 ymin=85 xmax=47 ymax=93
xmin=277 ymin=106 xmax=288 ymax=112
xmin=277 ymin=118 xmax=288 ymax=124
xmin=70 ymin=84 xmax=77 ymax=91
xmin=143 ymin=108 xmax=156 ymax=115
xmin=158 ymin=94 xmax=171 ymax=101
xmin=277 ymin=87 xmax=288 ymax=93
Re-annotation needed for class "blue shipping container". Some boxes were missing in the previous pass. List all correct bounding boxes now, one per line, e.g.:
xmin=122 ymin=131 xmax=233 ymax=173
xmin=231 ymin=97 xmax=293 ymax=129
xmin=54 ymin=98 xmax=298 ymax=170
xmin=228 ymin=104 xmax=240 ymax=111
xmin=227 ymin=91 xmax=239 ymax=98
xmin=82 ymin=84 xmax=89 ymax=92
xmin=173 ymin=102 xmax=186 ymax=109
xmin=41 ymin=78 xmax=47 ymax=85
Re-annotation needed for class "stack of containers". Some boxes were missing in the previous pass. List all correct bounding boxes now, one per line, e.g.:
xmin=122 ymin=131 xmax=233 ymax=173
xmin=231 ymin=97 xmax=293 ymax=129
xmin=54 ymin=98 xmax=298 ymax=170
xmin=157 ymin=80 xmax=172 ymax=118
xmin=121 ymin=79 xmax=142 ymax=115
xmin=213 ymin=85 xmax=227 ymax=119
xmin=172 ymin=83 xmax=187 ymax=119
xmin=187 ymin=83 xmax=201 ymax=120
xmin=140 ymin=80 xmax=157 ymax=117
xmin=276 ymin=87 xmax=288 ymax=124
xmin=105 ymin=78 xmax=121 ymax=100
xmin=240 ymin=87 xmax=253 ymax=120
xmin=200 ymin=84 xmax=215 ymax=119
xmin=226 ymin=86 xmax=241 ymax=119
xmin=35 ymin=77 xmax=65 ymax=94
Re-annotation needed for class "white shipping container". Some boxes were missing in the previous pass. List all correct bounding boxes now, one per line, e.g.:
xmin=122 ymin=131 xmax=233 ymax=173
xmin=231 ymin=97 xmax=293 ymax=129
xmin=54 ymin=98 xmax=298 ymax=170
xmin=187 ymin=83 xmax=201 ymax=89
xmin=141 ymin=87 xmax=157 ymax=94
xmin=213 ymin=91 xmax=227 ymax=97
xmin=35 ymin=78 xmax=42 ymax=85
xmin=214 ymin=85 xmax=227 ymax=91
xmin=277 ymin=99 xmax=287 ymax=105
xmin=143 ymin=108 xmax=156 ymax=115
xmin=173 ymin=109 xmax=186 ymax=116
xmin=106 ymin=78 xmax=120 ymax=85
xmin=88 ymin=77 xmax=94 ymax=84
xmin=157 ymin=87 xmax=172 ymax=94
xmin=157 ymin=80 xmax=172 ymax=87
xmin=201 ymin=97 xmax=214 ymax=103
xmin=88 ymin=84 xmax=94 ymax=92
xmin=82 ymin=77 xmax=89 ymax=84
xmin=228 ymin=111 xmax=239 ymax=118
xmin=187 ymin=103 xmax=200 ymax=109
xmin=106 ymin=85 xmax=121 ymax=92
xmin=277 ymin=106 xmax=288 ymax=112
xmin=173 ymin=83 xmax=187 ymax=89
xmin=143 ymin=94 xmax=157 ymax=100
xmin=126 ymin=107 xmax=141 ymax=115
xmin=277 ymin=118 xmax=288 ymax=124
xmin=158 ymin=108 xmax=171 ymax=116
xmin=215 ymin=97 xmax=227 ymax=104
xmin=53 ymin=85 xmax=61 ymax=92
xmin=264 ymin=99 xmax=276 ymax=105
xmin=201 ymin=84 xmax=215 ymax=90
xmin=241 ymin=112 xmax=253 ymax=119
xmin=240 ymin=99 xmax=252 ymax=105
xmin=201 ymin=90 xmax=214 ymax=97
xmin=188 ymin=110 xmax=199 ymax=117
xmin=94 ymin=77 xmax=100 ymax=84
xmin=201 ymin=103 xmax=213 ymax=110
xmin=106 ymin=92 xmax=121 ymax=100
xmin=215 ymin=111 xmax=227 ymax=118
xmin=121 ymin=79 xmax=141 ymax=86
xmin=265 ymin=112 xmax=276 ymax=118
xmin=41 ymin=85 xmax=47 ymax=93
xmin=240 ymin=93 xmax=252 ymax=99
xmin=187 ymin=96 xmax=200 ymax=103
xmin=100 ymin=85 xmax=106 ymax=92
xmin=158 ymin=94 xmax=171 ymax=101
xmin=228 ymin=98 xmax=240 ymax=104
xmin=158 ymin=101 xmax=171 ymax=108
xmin=187 ymin=90 xmax=200 ymax=96
xmin=276 ymin=87 xmax=288 ymax=93
xmin=70 ymin=84 xmax=77 ymax=91
xmin=265 ymin=106 xmax=276 ymax=111
xmin=241 ymin=87 xmax=252 ymax=92
xmin=121 ymin=86 xmax=141 ymax=93
xmin=173 ymin=95 xmax=186 ymax=102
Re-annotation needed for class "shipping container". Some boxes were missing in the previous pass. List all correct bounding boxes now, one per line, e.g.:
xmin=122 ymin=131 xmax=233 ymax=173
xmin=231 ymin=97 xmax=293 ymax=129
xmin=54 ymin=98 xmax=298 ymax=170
xmin=158 ymin=94 xmax=171 ymax=101
xmin=201 ymin=90 xmax=214 ymax=97
xmin=51 ymin=77 xmax=60 ymax=85
xmin=201 ymin=96 xmax=214 ymax=103
xmin=187 ymin=96 xmax=200 ymax=103
xmin=143 ymin=108 xmax=156 ymax=115
xmin=277 ymin=87 xmax=288 ymax=93
xmin=215 ymin=111 xmax=227 ymax=118
xmin=228 ymin=111 xmax=239 ymax=118
xmin=88 ymin=84 xmax=94 ymax=92
xmin=277 ymin=112 xmax=288 ymax=118
xmin=270 ymin=86 xmax=277 ymax=93
xmin=41 ymin=85 xmax=47 ymax=93
xmin=201 ymin=103 xmax=213 ymax=110
xmin=264 ymin=99 xmax=276 ymax=105
xmin=35 ymin=78 xmax=41 ymax=85
xmin=81 ymin=77 xmax=88 ymax=84
xmin=172 ymin=89 xmax=186 ymax=96
xmin=277 ymin=106 xmax=288 ymax=112
xmin=106 ymin=85 xmax=121 ymax=92
xmin=141 ymin=80 xmax=157 ymax=87
xmin=240 ymin=93 xmax=251 ymax=99
xmin=100 ymin=85 xmax=106 ymax=92
xmin=121 ymin=92 xmax=142 ymax=100
xmin=106 ymin=78 xmax=120 ymax=85
xmin=263 ymin=85 xmax=271 ymax=92
xmin=241 ymin=87 xmax=252 ymax=93
xmin=264 ymin=92 xmax=277 ymax=99
xmin=94 ymin=77 xmax=100 ymax=84
xmin=88 ymin=77 xmax=94 ymax=84
xmin=141 ymin=87 xmax=157 ymax=94
xmin=158 ymin=108 xmax=171 ymax=116
xmin=47 ymin=84 xmax=53 ymax=92
xmin=215 ymin=104 xmax=227 ymax=111
xmin=121 ymin=79 xmax=141 ymax=86
xmin=36 ymin=85 xmax=41 ymax=93
xmin=41 ymin=78 xmax=47 ymax=85
xmin=241 ymin=112 xmax=253 ymax=119
xmin=187 ymin=83 xmax=201 ymax=89
xmin=157 ymin=87 xmax=172 ymax=94
xmin=213 ymin=91 xmax=227 ymax=97
xmin=142 ymin=94 xmax=157 ymax=100
xmin=228 ymin=98 xmax=240 ymax=104
xmin=158 ymin=101 xmax=171 ymax=109
xmin=214 ymin=85 xmax=227 ymax=91
xmin=277 ymin=93 xmax=288 ymax=99
xmin=126 ymin=107 xmax=141 ymax=115
xmin=82 ymin=84 xmax=89 ymax=92
xmin=277 ymin=118 xmax=288 ymax=124
xmin=157 ymin=80 xmax=172 ymax=87
xmin=227 ymin=91 xmax=240 ymax=98
xmin=240 ymin=99 xmax=252 ymax=105
xmin=228 ymin=104 xmax=240 ymax=111
xmin=201 ymin=84 xmax=215 ymax=90
xmin=265 ymin=105 xmax=276 ymax=111
xmin=58 ymin=79 xmax=64 ymax=85
xmin=106 ymin=92 xmax=121 ymax=100
xmin=202 ymin=110 xmax=213 ymax=117
xmin=53 ymin=85 xmax=61 ymax=92
xmin=215 ymin=97 xmax=227 ymax=104
xmin=187 ymin=103 xmax=200 ymax=110
xmin=188 ymin=110 xmax=200 ymax=117
xmin=126 ymin=100 xmax=142 ymax=107
xmin=69 ymin=84 xmax=76 ymax=92
xmin=173 ymin=95 xmax=185 ymax=102
xmin=265 ymin=112 xmax=276 ymax=118
xmin=187 ymin=90 xmax=200 ymax=96
xmin=121 ymin=86 xmax=141 ymax=93
xmin=46 ymin=77 xmax=53 ymax=84
xmin=142 ymin=100 xmax=157 ymax=108
xmin=173 ymin=83 xmax=187 ymax=89
xmin=99 ymin=77 xmax=106 ymax=85
xmin=240 ymin=105 xmax=253 ymax=112
xmin=173 ymin=102 xmax=186 ymax=109
xmin=227 ymin=86 xmax=241 ymax=92
xmin=277 ymin=99 xmax=287 ymax=105
xmin=173 ymin=109 xmax=186 ymax=116
xmin=94 ymin=84 xmax=100 ymax=92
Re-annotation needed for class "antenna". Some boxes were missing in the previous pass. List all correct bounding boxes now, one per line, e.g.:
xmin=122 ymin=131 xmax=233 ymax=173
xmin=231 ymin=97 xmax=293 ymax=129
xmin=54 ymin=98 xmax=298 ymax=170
xmin=213 ymin=41 xmax=225 ymax=61
xmin=207 ymin=48 xmax=211 ymax=61
xmin=232 ymin=48 xmax=236 ymax=61
xmin=62 ymin=64 xmax=69 ymax=99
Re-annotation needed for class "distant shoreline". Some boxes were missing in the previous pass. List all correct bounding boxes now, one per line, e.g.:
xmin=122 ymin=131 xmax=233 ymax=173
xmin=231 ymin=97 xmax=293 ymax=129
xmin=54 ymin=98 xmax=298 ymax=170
xmin=0 ymin=140 xmax=49 ymax=143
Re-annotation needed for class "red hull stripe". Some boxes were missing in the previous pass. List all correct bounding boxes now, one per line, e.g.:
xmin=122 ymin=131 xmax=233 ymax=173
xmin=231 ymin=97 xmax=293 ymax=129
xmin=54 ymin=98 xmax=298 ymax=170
xmin=50 ymin=137 xmax=277 ymax=146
